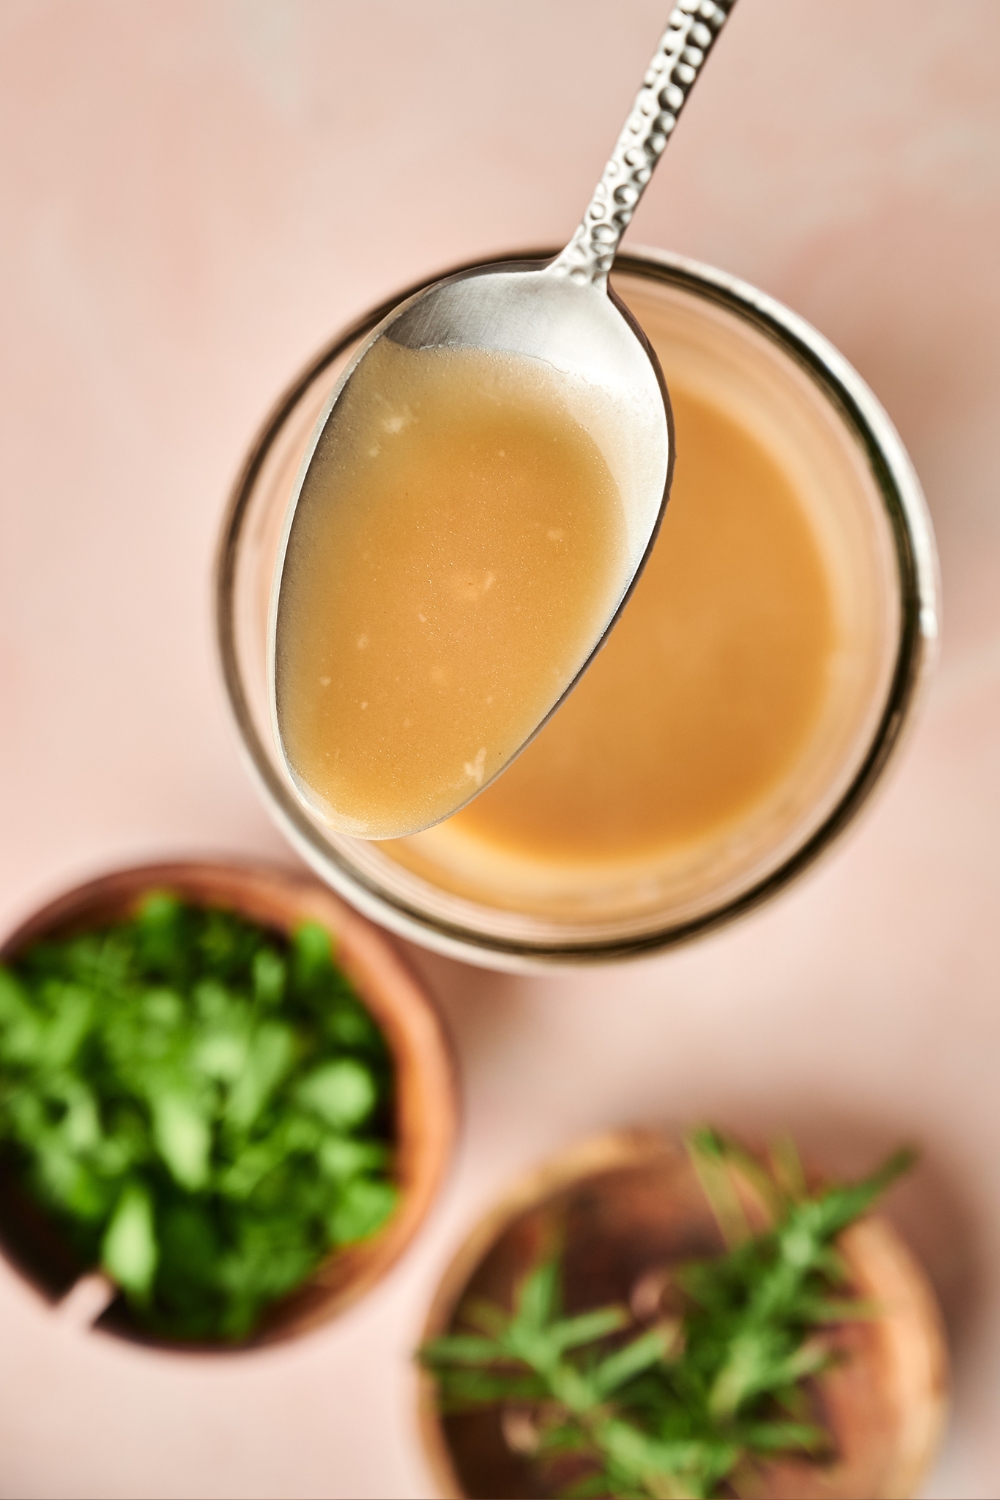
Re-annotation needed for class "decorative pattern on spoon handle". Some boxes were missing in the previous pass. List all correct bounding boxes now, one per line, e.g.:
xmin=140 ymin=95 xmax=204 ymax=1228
xmin=551 ymin=0 xmax=737 ymax=288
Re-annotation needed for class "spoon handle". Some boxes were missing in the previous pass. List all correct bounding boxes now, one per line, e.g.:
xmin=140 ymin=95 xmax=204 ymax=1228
xmin=551 ymin=0 xmax=737 ymax=288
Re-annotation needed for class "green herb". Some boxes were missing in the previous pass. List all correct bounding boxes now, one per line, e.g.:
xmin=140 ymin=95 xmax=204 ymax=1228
xmin=420 ymin=1129 xmax=913 ymax=1499
xmin=0 ymin=894 xmax=398 ymax=1340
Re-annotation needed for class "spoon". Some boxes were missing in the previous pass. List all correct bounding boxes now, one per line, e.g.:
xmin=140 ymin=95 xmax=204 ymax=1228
xmin=271 ymin=0 xmax=737 ymax=839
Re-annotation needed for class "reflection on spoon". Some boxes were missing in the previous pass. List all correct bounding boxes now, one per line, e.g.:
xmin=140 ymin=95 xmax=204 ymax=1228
xmin=271 ymin=1 xmax=737 ymax=839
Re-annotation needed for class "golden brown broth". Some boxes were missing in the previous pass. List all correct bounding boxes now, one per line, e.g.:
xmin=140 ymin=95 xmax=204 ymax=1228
xmin=274 ymin=341 xmax=628 ymax=838
xmin=385 ymin=384 xmax=835 ymax=872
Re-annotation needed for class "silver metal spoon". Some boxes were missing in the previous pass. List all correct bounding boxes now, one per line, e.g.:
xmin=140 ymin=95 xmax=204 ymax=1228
xmin=271 ymin=0 xmax=737 ymax=837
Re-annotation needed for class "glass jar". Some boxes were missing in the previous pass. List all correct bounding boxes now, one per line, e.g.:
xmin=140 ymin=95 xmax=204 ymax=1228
xmin=216 ymin=249 xmax=938 ymax=970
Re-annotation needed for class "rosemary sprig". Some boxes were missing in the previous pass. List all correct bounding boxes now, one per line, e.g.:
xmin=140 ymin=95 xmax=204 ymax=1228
xmin=420 ymin=1130 xmax=913 ymax=1500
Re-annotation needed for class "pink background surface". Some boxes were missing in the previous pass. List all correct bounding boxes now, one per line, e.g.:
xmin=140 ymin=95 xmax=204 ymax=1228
xmin=1 ymin=2 xmax=999 ymax=1495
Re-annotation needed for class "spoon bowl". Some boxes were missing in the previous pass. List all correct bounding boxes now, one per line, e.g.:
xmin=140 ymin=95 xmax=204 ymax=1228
xmin=271 ymin=261 xmax=673 ymax=836
xmin=270 ymin=2 xmax=736 ymax=838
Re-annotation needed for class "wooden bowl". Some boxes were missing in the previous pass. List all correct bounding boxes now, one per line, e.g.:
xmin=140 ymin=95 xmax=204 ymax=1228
xmin=418 ymin=1131 xmax=948 ymax=1500
xmin=0 ymin=859 xmax=458 ymax=1348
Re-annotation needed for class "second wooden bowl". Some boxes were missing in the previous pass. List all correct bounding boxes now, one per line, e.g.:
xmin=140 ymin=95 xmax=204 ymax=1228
xmin=418 ymin=1131 xmax=948 ymax=1500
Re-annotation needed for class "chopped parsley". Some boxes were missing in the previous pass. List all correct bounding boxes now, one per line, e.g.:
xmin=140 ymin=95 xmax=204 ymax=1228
xmin=0 ymin=893 xmax=398 ymax=1341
